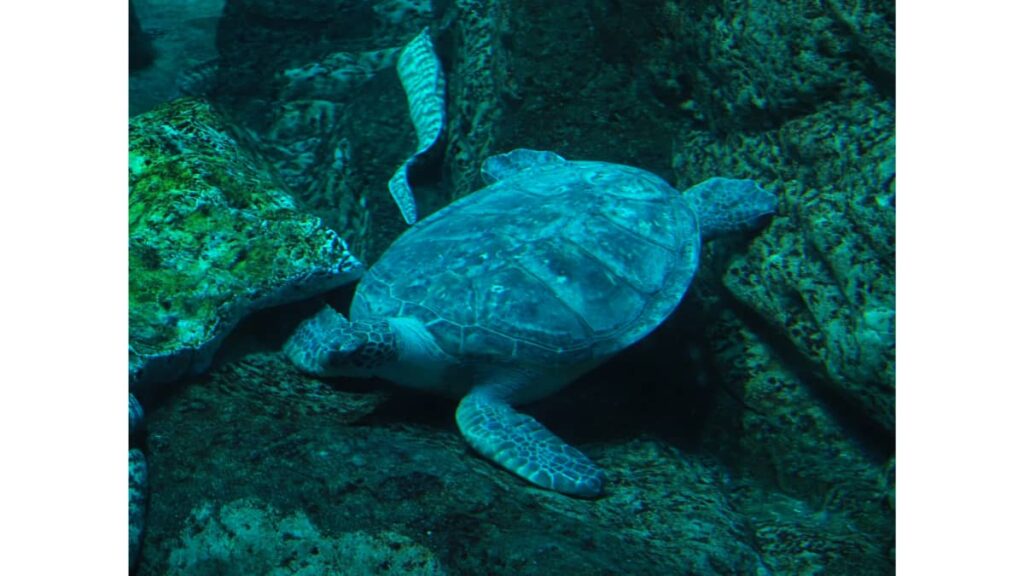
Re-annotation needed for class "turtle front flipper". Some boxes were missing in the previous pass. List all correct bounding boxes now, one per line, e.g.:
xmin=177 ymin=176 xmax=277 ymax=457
xmin=284 ymin=306 xmax=396 ymax=377
xmin=284 ymin=306 xmax=353 ymax=375
xmin=456 ymin=390 xmax=605 ymax=498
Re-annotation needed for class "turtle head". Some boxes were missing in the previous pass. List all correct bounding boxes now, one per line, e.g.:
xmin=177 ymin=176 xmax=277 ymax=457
xmin=284 ymin=306 xmax=397 ymax=378
xmin=682 ymin=177 xmax=778 ymax=240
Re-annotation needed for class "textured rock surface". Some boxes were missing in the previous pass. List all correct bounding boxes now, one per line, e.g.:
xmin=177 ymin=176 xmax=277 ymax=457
xmin=136 ymin=349 xmax=778 ymax=575
xmin=658 ymin=0 xmax=894 ymax=132
xmin=674 ymin=76 xmax=895 ymax=435
xmin=129 ymin=98 xmax=363 ymax=389
xmin=166 ymin=499 xmax=445 ymax=575
xmin=441 ymin=0 xmax=505 ymax=201
xmin=702 ymin=310 xmax=894 ymax=572
xmin=130 ymin=448 xmax=149 ymax=571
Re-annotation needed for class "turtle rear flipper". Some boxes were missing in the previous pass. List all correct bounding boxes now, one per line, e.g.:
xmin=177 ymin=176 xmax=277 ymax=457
xmin=456 ymin=389 xmax=605 ymax=498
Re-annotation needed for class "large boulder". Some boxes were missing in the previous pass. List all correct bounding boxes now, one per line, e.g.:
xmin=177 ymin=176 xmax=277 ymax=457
xmin=675 ymin=96 xmax=895 ymax=433
xmin=129 ymin=98 xmax=363 ymax=391
xmin=663 ymin=0 xmax=895 ymax=433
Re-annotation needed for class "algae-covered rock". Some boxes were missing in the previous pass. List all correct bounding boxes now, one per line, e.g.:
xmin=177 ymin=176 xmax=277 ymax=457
xmin=129 ymin=98 xmax=363 ymax=390
xmin=739 ymin=487 xmax=890 ymax=575
xmin=665 ymin=0 xmax=896 ymax=432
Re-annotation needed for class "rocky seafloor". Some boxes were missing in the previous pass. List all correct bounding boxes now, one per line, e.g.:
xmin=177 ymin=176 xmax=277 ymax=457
xmin=130 ymin=0 xmax=895 ymax=573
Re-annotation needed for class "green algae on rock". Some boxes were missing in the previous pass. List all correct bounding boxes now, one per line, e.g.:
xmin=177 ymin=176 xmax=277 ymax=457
xmin=129 ymin=98 xmax=363 ymax=390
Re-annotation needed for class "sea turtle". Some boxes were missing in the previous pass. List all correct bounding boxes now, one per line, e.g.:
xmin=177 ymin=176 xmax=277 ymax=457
xmin=285 ymin=149 xmax=777 ymax=497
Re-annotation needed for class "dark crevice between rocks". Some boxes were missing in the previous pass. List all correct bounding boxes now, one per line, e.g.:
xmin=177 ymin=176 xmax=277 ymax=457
xmin=722 ymin=288 xmax=894 ymax=465
xmin=358 ymin=389 xmax=458 ymax=431
xmin=859 ymin=56 xmax=896 ymax=101
xmin=129 ymin=0 xmax=156 ymax=73
xmin=525 ymin=293 xmax=723 ymax=455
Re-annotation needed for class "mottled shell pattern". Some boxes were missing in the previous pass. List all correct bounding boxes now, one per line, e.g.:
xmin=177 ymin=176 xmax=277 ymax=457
xmin=351 ymin=157 xmax=700 ymax=366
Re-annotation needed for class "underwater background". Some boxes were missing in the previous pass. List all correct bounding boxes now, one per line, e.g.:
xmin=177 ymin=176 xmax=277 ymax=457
xmin=129 ymin=0 xmax=895 ymax=574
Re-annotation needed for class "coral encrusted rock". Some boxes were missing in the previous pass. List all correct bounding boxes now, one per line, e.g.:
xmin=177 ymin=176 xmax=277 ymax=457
xmin=129 ymin=98 xmax=363 ymax=390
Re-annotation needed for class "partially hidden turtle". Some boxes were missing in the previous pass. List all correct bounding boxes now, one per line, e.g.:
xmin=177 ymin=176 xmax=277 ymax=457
xmin=285 ymin=149 xmax=777 ymax=497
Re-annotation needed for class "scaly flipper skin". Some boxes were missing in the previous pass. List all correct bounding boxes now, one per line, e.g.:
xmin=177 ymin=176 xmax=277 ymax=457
xmin=456 ymin=391 xmax=605 ymax=497
xmin=285 ymin=306 xmax=397 ymax=376
xmin=284 ymin=306 xmax=354 ymax=375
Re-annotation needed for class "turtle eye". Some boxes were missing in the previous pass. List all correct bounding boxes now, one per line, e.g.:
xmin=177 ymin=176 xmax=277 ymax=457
xmin=325 ymin=349 xmax=357 ymax=369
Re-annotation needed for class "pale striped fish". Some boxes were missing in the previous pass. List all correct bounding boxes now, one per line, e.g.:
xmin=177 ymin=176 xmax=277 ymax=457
xmin=388 ymin=28 xmax=446 ymax=225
